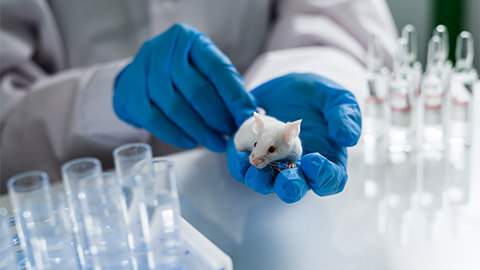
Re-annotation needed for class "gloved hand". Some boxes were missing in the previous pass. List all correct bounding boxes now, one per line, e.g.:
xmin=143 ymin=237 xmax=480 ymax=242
xmin=114 ymin=23 xmax=256 ymax=152
xmin=227 ymin=73 xmax=361 ymax=203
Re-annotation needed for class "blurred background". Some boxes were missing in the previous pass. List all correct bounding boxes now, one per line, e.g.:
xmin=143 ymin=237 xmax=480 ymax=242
xmin=386 ymin=0 xmax=479 ymax=70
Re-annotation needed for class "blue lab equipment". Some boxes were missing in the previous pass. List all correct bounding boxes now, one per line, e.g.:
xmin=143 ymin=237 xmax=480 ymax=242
xmin=113 ymin=23 xmax=257 ymax=153
xmin=227 ymin=73 xmax=361 ymax=203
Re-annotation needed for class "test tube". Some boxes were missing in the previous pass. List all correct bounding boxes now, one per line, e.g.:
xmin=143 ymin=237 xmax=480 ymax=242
xmin=113 ymin=143 xmax=155 ymax=269
xmin=149 ymin=158 xmax=183 ymax=269
xmin=78 ymin=172 xmax=133 ymax=270
xmin=8 ymin=171 xmax=50 ymax=269
xmin=8 ymin=171 xmax=79 ymax=270
xmin=114 ymin=143 xmax=154 ymax=193
xmin=0 ymin=207 xmax=16 ymax=270
xmin=61 ymin=157 xmax=102 ymax=269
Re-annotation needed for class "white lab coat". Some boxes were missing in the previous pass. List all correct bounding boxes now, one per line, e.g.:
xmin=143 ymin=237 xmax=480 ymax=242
xmin=0 ymin=0 xmax=397 ymax=191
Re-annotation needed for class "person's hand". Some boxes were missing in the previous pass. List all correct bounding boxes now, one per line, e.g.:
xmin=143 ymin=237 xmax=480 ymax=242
xmin=113 ymin=23 xmax=256 ymax=152
xmin=226 ymin=73 xmax=361 ymax=203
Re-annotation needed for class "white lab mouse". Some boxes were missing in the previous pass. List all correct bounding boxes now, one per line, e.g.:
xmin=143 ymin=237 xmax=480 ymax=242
xmin=234 ymin=112 xmax=302 ymax=169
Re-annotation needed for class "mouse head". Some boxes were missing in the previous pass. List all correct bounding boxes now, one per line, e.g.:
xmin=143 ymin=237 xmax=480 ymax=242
xmin=249 ymin=113 xmax=302 ymax=169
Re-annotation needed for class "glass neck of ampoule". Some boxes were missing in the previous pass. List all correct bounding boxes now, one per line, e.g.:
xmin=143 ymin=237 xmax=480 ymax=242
xmin=433 ymin=24 xmax=449 ymax=63
xmin=402 ymin=24 xmax=418 ymax=66
xmin=426 ymin=36 xmax=443 ymax=74
xmin=455 ymin=31 xmax=477 ymax=75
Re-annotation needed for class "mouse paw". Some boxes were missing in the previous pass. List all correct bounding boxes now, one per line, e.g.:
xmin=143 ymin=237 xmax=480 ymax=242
xmin=256 ymin=107 xmax=266 ymax=115
xmin=284 ymin=163 xmax=296 ymax=169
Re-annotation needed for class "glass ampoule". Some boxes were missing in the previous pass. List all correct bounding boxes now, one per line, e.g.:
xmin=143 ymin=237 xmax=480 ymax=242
xmin=402 ymin=25 xmax=423 ymax=129
xmin=364 ymin=33 xmax=389 ymax=143
xmin=389 ymin=38 xmax=414 ymax=152
xmin=421 ymin=36 xmax=446 ymax=150
xmin=402 ymin=25 xmax=423 ymax=91
xmin=449 ymin=31 xmax=478 ymax=146
xmin=433 ymin=25 xmax=453 ymax=93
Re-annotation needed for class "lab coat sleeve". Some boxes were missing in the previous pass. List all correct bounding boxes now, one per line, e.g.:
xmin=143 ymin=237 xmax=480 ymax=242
xmin=244 ymin=0 xmax=398 ymax=101
xmin=0 ymin=0 xmax=149 ymax=189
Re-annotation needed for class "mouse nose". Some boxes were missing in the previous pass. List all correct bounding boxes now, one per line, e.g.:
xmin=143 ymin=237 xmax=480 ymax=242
xmin=250 ymin=156 xmax=266 ymax=169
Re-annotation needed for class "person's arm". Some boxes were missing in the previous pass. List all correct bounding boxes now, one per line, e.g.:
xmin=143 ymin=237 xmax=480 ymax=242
xmin=245 ymin=0 xmax=398 ymax=98
xmin=0 ymin=0 xmax=148 ymax=190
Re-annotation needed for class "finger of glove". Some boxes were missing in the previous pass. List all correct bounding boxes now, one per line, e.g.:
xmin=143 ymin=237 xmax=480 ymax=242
xmin=170 ymin=28 xmax=235 ymax=135
xmin=190 ymin=34 xmax=257 ymax=126
xmin=113 ymin=64 xmax=139 ymax=127
xmin=300 ymin=133 xmax=347 ymax=167
xmin=145 ymin=105 xmax=199 ymax=149
xmin=226 ymin=139 xmax=250 ymax=183
xmin=146 ymin=36 xmax=227 ymax=152
xmin=309 ymin=74 xmax=362 ymax=147
xmin=244 ymin=166 xmax=275 ymax=195
xmin=113 ymin=60 xmax=197 ymax=149
xmin=300 ymin=153 xmax=347 ymax=197
xmin=273 ymin=165 xmax=309 ymax=204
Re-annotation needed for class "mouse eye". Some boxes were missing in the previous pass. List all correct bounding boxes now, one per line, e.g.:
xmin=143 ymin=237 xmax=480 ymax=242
xmin=268 ymin=146 xmax=276 ymax=153
xmin=254 ymin=142 xmax=257 ymax=147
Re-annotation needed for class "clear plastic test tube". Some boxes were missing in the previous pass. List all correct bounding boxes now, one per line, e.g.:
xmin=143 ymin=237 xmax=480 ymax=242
xmin=77 ymin=172 xmax=133 ymax=270
xmin=8 ymin=171 xmax=50 ymax=269
xmin=0 ymin=207 xmax=16 ymax=270
xmin=114 ymin=143 xmax=155 ymax=195
xmin=149 ymin=158 xmax=183 ymax=269
xmin=8 ymin=171 xmax=79 ymax=270
xmin=61 ymin=157 xmax=103 ymax=269
xmin=113 ymin=143 xmax=155 ymax=269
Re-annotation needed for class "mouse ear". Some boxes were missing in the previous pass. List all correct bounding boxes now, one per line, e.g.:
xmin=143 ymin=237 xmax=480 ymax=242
xmin=283 ymin=119 xmax=302 ymax=143
xmin=252 ymin=112 xmax=264 ymax=134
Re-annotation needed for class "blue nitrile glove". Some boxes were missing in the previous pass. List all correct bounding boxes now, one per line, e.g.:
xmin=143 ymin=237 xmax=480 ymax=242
xmin=226 ymin=73 xmax=362 ymax=203
xmin=113 ymin=23 xmax=256 ymax=152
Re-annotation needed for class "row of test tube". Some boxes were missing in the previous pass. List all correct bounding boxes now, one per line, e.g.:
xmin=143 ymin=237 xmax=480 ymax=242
xmin=363 ymin=25 xmax=478 ymax=152
xmin=1 ymin=143 xmax=182 ymax=270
